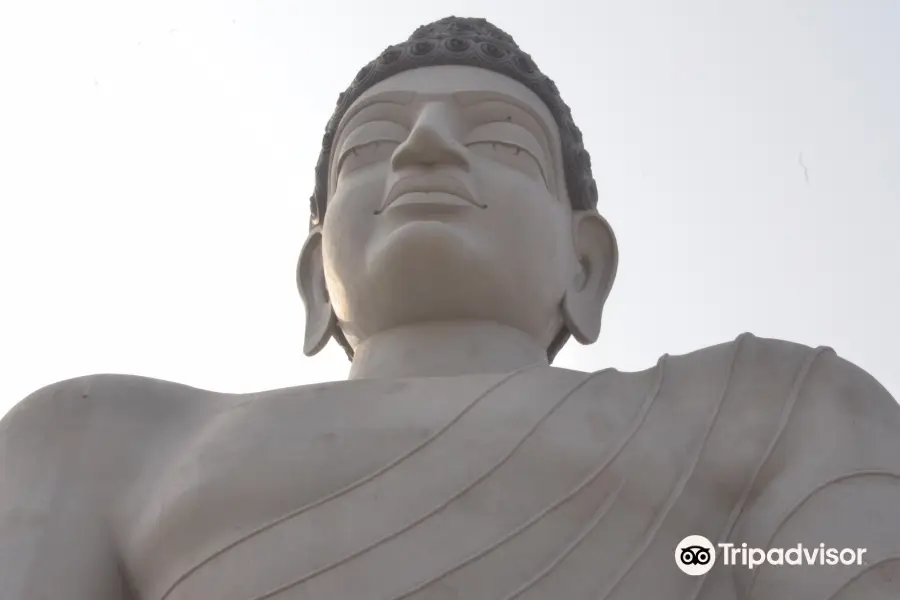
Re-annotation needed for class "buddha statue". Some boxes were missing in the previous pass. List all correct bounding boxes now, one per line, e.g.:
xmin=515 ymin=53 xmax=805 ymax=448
xmin=2 ymin=16 xmax=899 ymax=600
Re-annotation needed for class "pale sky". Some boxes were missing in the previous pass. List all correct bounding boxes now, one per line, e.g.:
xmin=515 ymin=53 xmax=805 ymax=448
xmin=1 ymin=0 xmax=898 ymax=416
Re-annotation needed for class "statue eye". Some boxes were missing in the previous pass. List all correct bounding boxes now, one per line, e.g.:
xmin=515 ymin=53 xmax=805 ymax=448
xmin=466 ymin=141 xmax=545 ymax=184
xmin=337 ymin=140 xmax=399 ymax=174
xmin=335 ymin=121 xmax=409 ymax=176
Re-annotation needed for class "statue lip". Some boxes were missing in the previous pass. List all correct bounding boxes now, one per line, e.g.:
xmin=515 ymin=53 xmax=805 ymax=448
xmin=378 ymin=171 xmax=485 ymax=214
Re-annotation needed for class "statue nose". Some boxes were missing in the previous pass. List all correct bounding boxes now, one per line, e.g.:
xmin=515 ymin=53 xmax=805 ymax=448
xmin=391 ymin=104 xmax=468 ymax=171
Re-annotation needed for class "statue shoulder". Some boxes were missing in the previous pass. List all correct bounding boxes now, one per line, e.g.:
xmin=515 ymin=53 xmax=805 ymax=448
xmin=666 ymin=333 xmax=894 ymax=403
xmin=3 ymin=373 xmax=228 ymax=431
xmin=733 ymin=333 xmax=898 ymax=419
xmin=720 ymin=337 xmax=900 ymax=598
xmin=663 ymin=332 xmax=823 ymax=373
xmin=653 ymin=333 xmax=899 ymax=439
xmin=1 ymin=374 xmax=231 ymax=492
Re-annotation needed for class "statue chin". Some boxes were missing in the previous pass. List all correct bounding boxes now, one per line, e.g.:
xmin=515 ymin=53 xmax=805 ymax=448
xmin=359 ymin=223 xmax=515 ymax=326
xmin=367 ymin=218 xmax=488 ymax=288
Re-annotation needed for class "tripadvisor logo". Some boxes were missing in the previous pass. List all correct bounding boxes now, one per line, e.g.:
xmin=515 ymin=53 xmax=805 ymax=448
xmin=675 ymin=535 xmax=868 ymax=576
xmin=675 ymin=535 xmax=716 ymax=576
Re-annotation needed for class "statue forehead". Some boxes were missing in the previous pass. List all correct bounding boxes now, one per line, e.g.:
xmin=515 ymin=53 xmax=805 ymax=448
xmin=338 ymin=65 xmax=561 ymax=145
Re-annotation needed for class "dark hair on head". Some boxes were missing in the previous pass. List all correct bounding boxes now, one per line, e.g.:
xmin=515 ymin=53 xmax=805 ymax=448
xmin=308 ymin=16 xmax=599 ymax=362
xmin=308 ymin=16 xmax=597 ymax=230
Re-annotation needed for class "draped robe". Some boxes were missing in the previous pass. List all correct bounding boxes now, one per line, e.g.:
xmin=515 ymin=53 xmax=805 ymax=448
xmin=3 ymin=334 xmax=900 ymax=599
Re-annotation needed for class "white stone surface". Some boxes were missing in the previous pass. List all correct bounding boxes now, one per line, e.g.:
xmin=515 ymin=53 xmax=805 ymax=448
xmin=2 ymin=64 xmax=899 ymax=600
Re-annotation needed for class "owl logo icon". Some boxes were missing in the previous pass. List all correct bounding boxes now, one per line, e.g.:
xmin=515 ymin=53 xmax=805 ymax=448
xmin=675 ymin=535 xmax=716 ymax=575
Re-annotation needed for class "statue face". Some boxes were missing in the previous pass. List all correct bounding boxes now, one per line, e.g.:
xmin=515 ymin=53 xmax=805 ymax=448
xmin=302 ymin=65 xmax=615 ymax=354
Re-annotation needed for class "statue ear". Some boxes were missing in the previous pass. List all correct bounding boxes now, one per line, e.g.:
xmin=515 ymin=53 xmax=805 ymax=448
xmin=297 ymin=227 xmax=337 ymax=356
xmin=561 ymin=210 xmax=619 ymax=344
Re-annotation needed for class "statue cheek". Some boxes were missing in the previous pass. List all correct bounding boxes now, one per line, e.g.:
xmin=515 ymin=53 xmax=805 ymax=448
xmin=471 ymin=162 xmax=556 ymax=210
xmin=322 ymin=210 xmax=369 ymax=285
xmin=326 ymin=170 xmax=387 ymax=235
xmin=331 ymin=165 xmax=390 ymax=211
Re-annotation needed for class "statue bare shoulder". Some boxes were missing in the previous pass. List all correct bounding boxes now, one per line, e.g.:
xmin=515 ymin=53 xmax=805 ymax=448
xmin=1 ymin=374 xmax=232 ymax=490
xmin=0 ymin=373 xmax=341 ymax=510
xmin=0 ymin=373 xmax=259 ymax=600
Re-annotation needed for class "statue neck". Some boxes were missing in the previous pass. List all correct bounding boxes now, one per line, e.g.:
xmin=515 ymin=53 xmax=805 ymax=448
xmin=348 ymin=321 xmax=549 ymax=380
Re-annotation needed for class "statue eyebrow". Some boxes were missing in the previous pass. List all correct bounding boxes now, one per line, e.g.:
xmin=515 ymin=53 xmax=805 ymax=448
xmin=454 ymin=91 xmax=553 ymax=145
xmin=453 ymin=92 xmax=550 ymax=131
xmin=337 ymin=91 xmax=415 ymax=134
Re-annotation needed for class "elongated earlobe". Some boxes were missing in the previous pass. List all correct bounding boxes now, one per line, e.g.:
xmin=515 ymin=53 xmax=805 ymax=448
xmin=297 ymin=228 xmax=337 ymax=356
xmin=561 ymin=210 xmax=618 ymax=344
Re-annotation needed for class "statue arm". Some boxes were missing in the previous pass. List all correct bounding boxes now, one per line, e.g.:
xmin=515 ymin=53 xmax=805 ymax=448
xmin=0 ymin=377 xmax=133 ymax=600
xmin=735 ymin=349 xmax=900 ymax=600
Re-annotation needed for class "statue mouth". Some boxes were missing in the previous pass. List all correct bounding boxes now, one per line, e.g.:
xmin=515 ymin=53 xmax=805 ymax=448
xmin=376 ymin=172 xmax=486 ymax=214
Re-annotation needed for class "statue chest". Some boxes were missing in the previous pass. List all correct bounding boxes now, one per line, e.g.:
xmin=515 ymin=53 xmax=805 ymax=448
xmin=126 ymin=363 xmax=779 ymax=600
